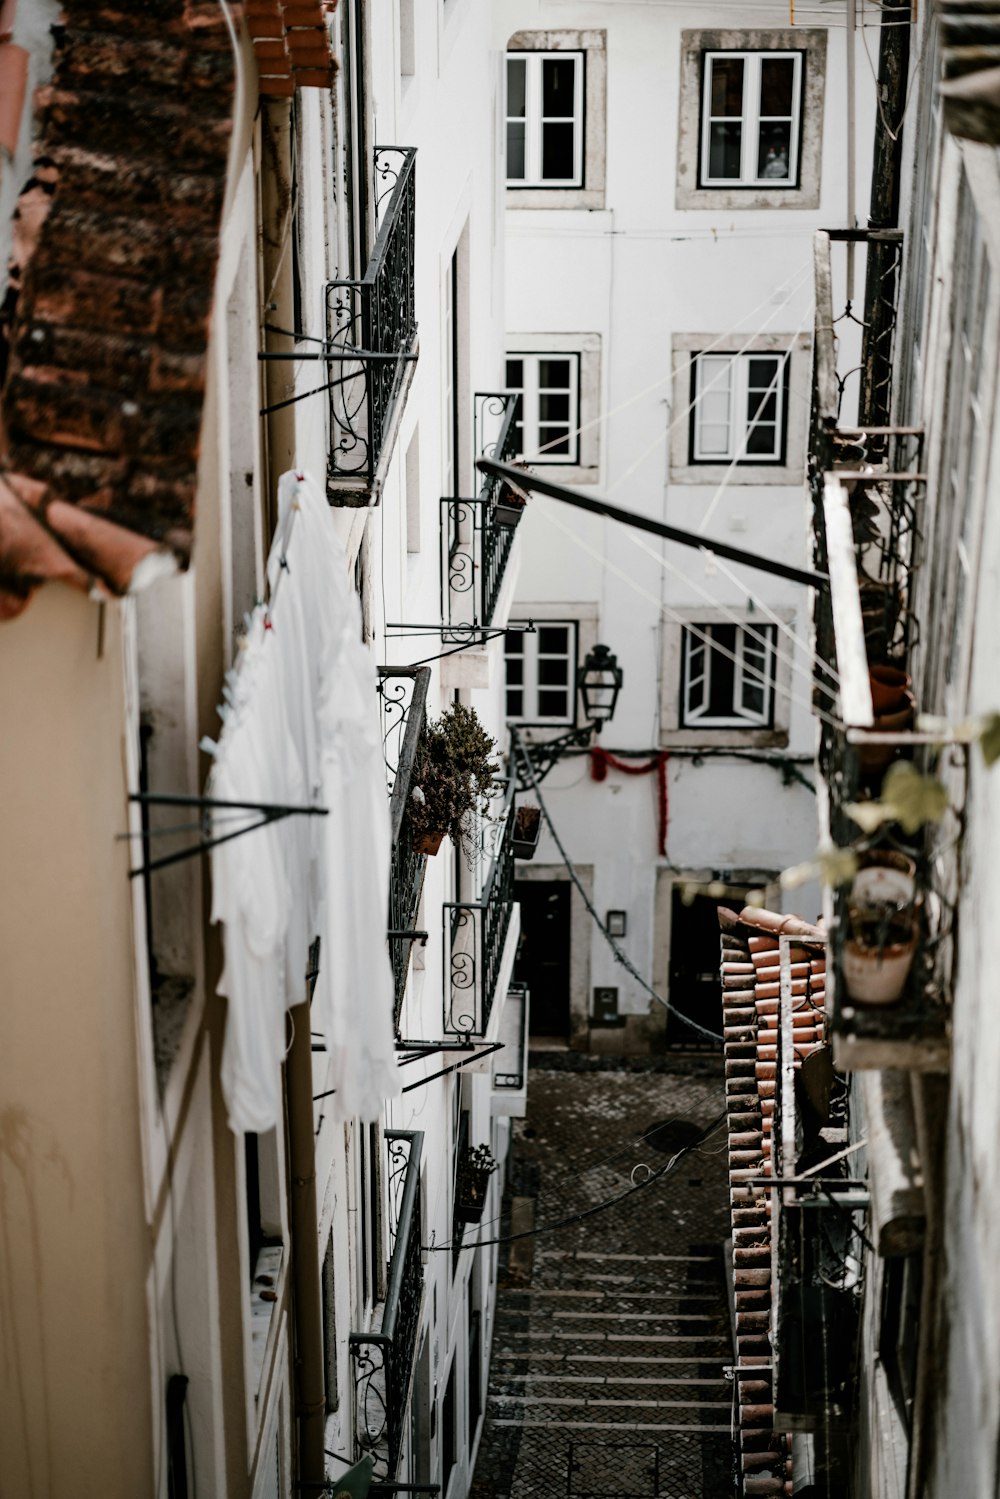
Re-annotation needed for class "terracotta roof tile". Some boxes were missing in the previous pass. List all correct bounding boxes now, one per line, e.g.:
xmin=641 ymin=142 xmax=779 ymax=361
xmin=719 ymin=905 xmax=826 ymax=1497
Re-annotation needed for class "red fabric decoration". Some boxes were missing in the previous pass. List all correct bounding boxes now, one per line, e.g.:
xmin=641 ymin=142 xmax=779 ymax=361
xmin=589 ymin=747 xmax=669 ymax=857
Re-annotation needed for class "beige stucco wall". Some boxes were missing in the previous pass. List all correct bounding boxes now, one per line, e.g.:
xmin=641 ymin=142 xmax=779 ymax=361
xmin=0 ymin=586 xmax=154 ymax=1497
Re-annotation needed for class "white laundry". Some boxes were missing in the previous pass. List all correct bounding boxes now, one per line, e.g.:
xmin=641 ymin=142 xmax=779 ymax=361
xmin=205 ymin=469 xmax=400 ymax=1132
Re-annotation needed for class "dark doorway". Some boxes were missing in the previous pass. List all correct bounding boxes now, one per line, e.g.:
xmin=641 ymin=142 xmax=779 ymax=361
xmin=514 ymin=880 xmax=571 ymax=1039
xmin=667 ymin=890 xmax=732 ymax=1051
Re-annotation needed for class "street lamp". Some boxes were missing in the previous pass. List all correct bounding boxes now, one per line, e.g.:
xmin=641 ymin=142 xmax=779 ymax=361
xmin=513 ymin=641 xmax=624 ymax=786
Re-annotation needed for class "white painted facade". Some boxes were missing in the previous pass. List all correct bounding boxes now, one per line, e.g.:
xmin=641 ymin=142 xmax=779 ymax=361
xmin=499 ymin=2 xmax=876 ymax=1048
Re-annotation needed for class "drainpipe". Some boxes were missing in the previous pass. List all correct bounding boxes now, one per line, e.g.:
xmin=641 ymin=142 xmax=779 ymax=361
xmin=285 ymin=999 xmax=327 ymax=1482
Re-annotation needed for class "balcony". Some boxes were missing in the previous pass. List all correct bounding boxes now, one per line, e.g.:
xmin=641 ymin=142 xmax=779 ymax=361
xmin=350 ymin=1130 xmax=424 ymax=1480
xmin=378 ymin=666 xmax=431 ymax=1029
xmin=443 ymin=781 xmax=519 ymax=1038
xmin=440 ymin=392 xmax=521 ymax=632
xmin=326 ymin=147 xmax=418 ymax=502
xmin=809 ymin=230 xmax=950 ymax=1072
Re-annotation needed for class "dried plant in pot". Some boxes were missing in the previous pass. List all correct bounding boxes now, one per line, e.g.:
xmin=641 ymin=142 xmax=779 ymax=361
xmin=841 ymin=850 xmax=920 ymax=1006
xmin=408 ymin=703 xmax=500 ymax=857
xmin=511 ymin=804 xmax=541 ymax=859
xmin=494 ymin=463 xmax=531 ymax=528
xmin=455 ymin=1143 xmax=498 ymax=1223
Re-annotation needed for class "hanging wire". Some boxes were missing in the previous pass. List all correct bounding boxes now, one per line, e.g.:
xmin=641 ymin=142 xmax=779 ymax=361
xmin=513 ymin=729 xmax=725 ymax=1042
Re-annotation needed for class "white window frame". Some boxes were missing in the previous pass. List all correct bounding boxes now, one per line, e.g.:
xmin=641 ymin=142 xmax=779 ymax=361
xmin=700 ymin=50 xmax=803 ymax=188
xmin=506 ymin=51 xmax=584 ymax=188
xmin=680 ymin=623 xmax=778 ymax=729
xmin=691 ymin=350 xmax=787 ymax=464
xmin=505 ymin=352 xmax=580 ymax=465
xmin=505 ymin=621 xmax=579 ymax=726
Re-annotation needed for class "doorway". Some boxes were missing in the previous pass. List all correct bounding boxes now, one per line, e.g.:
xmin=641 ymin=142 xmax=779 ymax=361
xmin=514 ymin=880 xmax=571 ymax=1040
xmin=666 ymin=889 xmax=731 ymax=1051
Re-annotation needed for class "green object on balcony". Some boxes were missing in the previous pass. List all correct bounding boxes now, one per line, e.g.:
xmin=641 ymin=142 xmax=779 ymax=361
xmin=327 ymin=1457 xmax=374 ymax=1499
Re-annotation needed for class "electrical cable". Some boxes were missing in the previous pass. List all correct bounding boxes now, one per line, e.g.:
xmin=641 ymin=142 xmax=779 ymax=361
xmin=424 ymin=1110 xmax=727 ymax=1252
xmin=513 ymin=729 xmax=725 ymax=1043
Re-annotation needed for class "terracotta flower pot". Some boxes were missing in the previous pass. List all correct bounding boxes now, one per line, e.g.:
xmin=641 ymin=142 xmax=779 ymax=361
xmin=869 ymin=665 xmax=911 ymax=715
xmin=859 ymin=691 xmax=915 ymax=773
xmin=842 ymin=925 xmax=918 ymax=1005
xmin=413 ymin=829 xmax=446 ymax=856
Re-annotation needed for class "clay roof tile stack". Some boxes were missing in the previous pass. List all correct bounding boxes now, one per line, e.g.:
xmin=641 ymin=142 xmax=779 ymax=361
xmin=720 ymin=903 xmax=827 ymax=1499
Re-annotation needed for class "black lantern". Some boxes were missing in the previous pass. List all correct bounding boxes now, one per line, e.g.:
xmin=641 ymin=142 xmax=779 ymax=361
xmin=577 ymin=643 xmax=623 ymax=731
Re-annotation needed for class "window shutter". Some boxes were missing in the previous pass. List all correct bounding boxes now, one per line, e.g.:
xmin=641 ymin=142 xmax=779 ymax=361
xmin=684 ymin=628 xmax=708 ymax=722
xmin=737 ymin=627 xmax=772 ymax=723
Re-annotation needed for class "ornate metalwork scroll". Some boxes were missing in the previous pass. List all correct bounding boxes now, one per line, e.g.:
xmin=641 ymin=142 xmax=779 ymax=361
xmin=350 ymin=1131 xmax=424 ymax=1480
xmin=440 ymin=392 xmax=520 ymax=630
xmin=326 ymin=147 xmax=417 ymax=491
xmin=377 ymin=668 xmax=431 ymax=1026
xmin=443 ymin=790 xmax=516 ymax=1037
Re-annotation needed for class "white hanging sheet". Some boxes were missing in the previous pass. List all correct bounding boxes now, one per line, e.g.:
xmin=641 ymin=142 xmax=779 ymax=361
xmin=205 ymin=469 xmax=400 ymax=1131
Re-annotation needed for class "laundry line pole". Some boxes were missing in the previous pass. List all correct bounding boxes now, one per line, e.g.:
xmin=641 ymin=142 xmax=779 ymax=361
xmin=474 ymin=458 xmax=828 ymax=591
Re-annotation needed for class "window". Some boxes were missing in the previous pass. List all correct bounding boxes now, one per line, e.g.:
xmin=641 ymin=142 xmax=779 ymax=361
xmin=506 ymin=623 xmax=578 ymax=724
xmin=680 ymin=623 xmax=777 ymax=729
xmin=505 ymin=354 xmax=579 ymax=464
xmin=506 ymin=51 xmax=583 ymax=187
xmin=676 ymin=30 xmax=825 ymax=211
xmin=701 ymin=51 xmax=802 ymax=187
xmin=691 ymin=351 xmax=788 ymax=464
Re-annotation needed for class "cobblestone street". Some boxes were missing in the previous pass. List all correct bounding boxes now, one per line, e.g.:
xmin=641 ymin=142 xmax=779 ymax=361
xmin=473 ymin=1056 xmax=733 ymax=1499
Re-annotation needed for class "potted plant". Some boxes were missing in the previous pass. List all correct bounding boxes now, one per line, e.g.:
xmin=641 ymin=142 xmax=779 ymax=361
xmin=493 ymin=462 xmax=531 ymax=529
xmin=408 ymin=703 xmax=500 ymax=856
xmin=511 ymin=804 xmax=541 ymax=859
xmin=455 ymin=1143 xmax=498 ymax=1223
xmin=841 ymin=851 xmax=920 ymax=1005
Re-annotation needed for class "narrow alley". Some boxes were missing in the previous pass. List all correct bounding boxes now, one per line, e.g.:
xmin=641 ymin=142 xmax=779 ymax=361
xmin=472 ymin=1056 xmax=733 ymax=1499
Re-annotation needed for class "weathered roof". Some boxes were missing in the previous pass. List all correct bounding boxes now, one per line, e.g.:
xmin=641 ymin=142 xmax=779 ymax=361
xmin=720 ymin=903 xmax=827 ymax=1498
xmin=0 ymin=0 xmax=238 ymax=618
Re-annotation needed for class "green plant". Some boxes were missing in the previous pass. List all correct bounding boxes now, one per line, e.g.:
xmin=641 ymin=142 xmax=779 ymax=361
xmin=408 ymin=703 xmax=500 ymax=855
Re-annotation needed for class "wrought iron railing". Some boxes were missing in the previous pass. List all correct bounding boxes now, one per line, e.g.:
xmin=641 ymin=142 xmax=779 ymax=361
xmin=441 ymin=392 xmax=521 ymax=630
xmin=350 ymin=1130 xmax=424 ymax=1480
xmin=493 ymin=982 xmax=528 ymax=1091
xmin=809 ymin=232 xmax=950 ymax=1070
xmin=326 ymin=147 xmax=417 ymax=496
xmin=378 ymin=666 xmax=431 ymax=1027
xmin=443 ymin=783 xmax=517 ymax=1037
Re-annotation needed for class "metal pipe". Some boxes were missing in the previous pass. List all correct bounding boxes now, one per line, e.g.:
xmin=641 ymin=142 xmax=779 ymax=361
xmin=285 ymin=999 xmax=327 ymax=1481
xmin=475 ymin=458 xmax=828 ymax=590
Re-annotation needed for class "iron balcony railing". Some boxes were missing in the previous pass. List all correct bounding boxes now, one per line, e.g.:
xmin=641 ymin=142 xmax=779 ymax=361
xmin=492 ymin=982 xmax=528 ymax=1091
xmin=377 ymin=666 xmax=431 ymax=1028
xmin=809 ymin=231 xmax=949 ymax=1071
xmin=326 ymin=147 xmax=417 ymax=498
xmin=350 ymin=1130 xmax=424 ymax=1480
xmin=441 ymin=391 xmax=521 ymax=631
xmin=443 ymin=781 xmax=517 ymax=1038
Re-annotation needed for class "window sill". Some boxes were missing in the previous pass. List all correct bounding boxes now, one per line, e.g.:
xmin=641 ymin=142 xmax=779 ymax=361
xmin=661 ymin=727 xmax=790 ymax=750
xmin=669 ymin=461 xmax=802 ymax=487
xmin=506 ymin=187 xmax=605 ymax=211
xmin=250 ymin=1243 xmax=285 ymax=1398
xmin=676 ymin=183 xmax=817 ymax=212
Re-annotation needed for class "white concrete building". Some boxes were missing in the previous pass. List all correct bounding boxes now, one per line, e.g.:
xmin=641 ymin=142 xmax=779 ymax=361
xmin=498 ymin=2 xmax=874 ymax=1050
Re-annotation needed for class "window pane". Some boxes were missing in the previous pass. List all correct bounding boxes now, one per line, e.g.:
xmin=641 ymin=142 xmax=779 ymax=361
xmin=758 ymin=121 xmax=792 ymax=179
xmin=537 ymin=428 xmax=570 ymax=456
xmin=745 ymin=423 xmax=777 ymax=456
xmin=542 ymin=57 xmax=576 ymax=116
xmin=538 ymin=358 xmax=571 ymax=388
xmin=540 ymin=391 xmax=570 ymax=423
xmin=538 ymin=689 xmax=570 ymax=717
xmin=505 ymin=359 xmax=524 ymax=388
xmin=709 ymin=122 xmax=742 ymax=179
xmin=507 ymin=689 xmax=524 ymax=717
xmin=706 ymin=626 xmax=737 ymax=717
xmin=749 ymin=391 xmax=777 ymax=425
xmin=710 ymin=56 xmax=744 ymax=116
xmin=698 ymin=424 xmax=731 ymax=457
xmin=539 ymin=625 xmax=570 ymax=653
xmin=699 ymin=390 xmax=731 ymax=426
xmin=506 ymin=657 xmax=523 ymax=685
xmin=759 ymin=57 xmax=795 ymax=116
xmin=507 ymin=58 xmax=526 ymax=117
xmin=541 ymin=121 xmax=575 ymax=180
xmin=748 ymin=356 xmax=780 ymax=391
xmin=507 ymin=122 xmax=525 ymax=180
xmin=538 ymin=657 xmax=569 ymax=686
xmin=505 ymin=629 xmax=524 ymax=655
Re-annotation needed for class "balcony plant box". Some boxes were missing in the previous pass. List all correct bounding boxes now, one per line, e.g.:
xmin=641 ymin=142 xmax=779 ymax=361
xmin=512 ymin=804 xmax=541 ymax=859
xmin=842 ymin=851 xmax=919 ymax=1005
xmin=408 ymin=703 xmax=499 ymax=857
xmin=494 ymin=488 xmax=527 ymax=529
xmin=455 ymin=1143 xmax=498 ymax=1224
